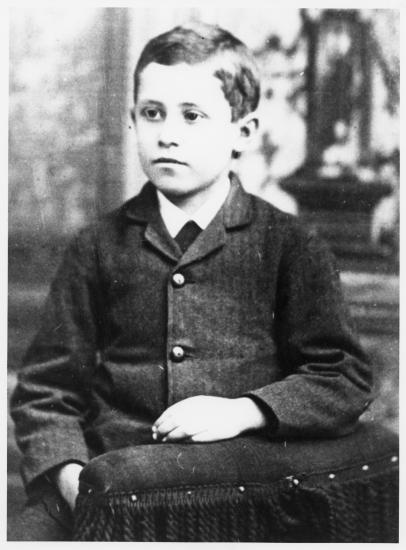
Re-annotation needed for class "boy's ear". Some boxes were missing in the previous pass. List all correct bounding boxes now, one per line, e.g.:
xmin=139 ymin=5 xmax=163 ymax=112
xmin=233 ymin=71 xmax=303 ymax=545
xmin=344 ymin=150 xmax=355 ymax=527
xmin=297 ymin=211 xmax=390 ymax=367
xmin=234 ymin=114 xmax=259 ymax=154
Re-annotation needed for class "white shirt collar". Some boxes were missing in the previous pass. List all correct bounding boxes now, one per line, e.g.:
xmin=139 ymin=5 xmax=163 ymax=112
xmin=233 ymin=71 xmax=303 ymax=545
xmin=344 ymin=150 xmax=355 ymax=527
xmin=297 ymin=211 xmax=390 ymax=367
xmin=157 ymin=178 xmax=231 ymax=238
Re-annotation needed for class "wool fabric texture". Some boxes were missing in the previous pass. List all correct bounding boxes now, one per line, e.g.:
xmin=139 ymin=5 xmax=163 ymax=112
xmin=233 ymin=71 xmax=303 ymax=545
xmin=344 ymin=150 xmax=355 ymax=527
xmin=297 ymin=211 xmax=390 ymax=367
xmin=11 ymin=173 xmax=372 ymax=491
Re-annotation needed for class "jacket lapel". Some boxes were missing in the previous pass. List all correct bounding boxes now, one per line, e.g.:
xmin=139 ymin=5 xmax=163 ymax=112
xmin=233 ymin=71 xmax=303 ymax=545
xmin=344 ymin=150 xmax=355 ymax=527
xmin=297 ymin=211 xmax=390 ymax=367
xmin=124 ymin=183 xmax=180 ymax=263
xmin=177 ymin=209 xmax=227 ymax=267
xmin=178 ymin=173 xmax=255 ymax=267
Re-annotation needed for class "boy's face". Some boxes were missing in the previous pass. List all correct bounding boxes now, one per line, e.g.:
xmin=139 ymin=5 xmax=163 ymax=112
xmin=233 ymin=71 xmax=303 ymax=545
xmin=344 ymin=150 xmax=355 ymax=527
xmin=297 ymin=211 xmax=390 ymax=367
xmin=133 ymin=61 xmax=249 ymax=206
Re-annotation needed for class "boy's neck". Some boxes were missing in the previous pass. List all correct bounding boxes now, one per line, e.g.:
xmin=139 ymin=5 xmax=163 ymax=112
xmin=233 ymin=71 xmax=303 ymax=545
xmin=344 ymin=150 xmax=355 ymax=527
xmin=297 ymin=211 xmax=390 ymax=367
xmin=158 ymin=172 xmax=231 ymax=217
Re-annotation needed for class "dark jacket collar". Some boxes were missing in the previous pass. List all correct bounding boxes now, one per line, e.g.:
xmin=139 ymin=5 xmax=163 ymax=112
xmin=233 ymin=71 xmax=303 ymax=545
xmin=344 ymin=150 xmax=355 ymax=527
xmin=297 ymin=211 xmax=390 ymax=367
xmin=123 ymin=172 xmax=254 ymax=230
xmin=121 ymin=172 xmax=255 ymax=265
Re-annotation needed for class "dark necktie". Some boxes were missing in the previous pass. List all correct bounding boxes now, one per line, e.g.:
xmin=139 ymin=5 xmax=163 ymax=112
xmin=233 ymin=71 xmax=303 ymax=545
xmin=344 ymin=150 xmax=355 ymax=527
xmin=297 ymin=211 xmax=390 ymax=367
xmin=175 ymin=221 xmax=202 ymax=253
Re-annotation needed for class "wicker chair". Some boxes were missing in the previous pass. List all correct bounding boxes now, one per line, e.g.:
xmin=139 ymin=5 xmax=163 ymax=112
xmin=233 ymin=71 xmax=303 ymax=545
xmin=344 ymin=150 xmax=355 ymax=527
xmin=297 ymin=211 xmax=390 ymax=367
xmin=74 ymin=421 xmax=398 ymax=542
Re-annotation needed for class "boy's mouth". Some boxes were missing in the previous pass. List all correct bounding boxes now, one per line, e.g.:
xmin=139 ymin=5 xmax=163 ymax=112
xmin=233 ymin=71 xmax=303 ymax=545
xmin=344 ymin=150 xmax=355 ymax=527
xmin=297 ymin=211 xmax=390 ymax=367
xmin=153 ymin=157 xmax=187 ymax=166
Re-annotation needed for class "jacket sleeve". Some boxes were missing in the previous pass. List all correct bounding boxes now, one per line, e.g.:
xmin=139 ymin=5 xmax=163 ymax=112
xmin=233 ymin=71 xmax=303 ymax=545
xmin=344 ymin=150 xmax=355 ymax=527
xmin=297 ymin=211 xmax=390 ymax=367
xmin=245 ymin=226 xmax=373 ymax=438
xmin=10 ymin=227 xmax=101 ymax=489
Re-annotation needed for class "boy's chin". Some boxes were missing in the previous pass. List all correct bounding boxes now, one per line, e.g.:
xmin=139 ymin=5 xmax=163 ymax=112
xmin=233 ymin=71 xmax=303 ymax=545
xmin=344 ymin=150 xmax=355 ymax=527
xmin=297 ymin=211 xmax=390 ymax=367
xmin=146 ymin=169 xmax=229 ymax=202
xmin=150 ymin=176 xmax=203 ymax=198
xmin=154 ymin=183 xmax=198 ymax=201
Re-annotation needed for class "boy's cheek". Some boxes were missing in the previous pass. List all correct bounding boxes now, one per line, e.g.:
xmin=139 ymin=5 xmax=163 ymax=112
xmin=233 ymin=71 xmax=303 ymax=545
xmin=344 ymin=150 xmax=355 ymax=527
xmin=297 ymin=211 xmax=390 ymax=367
xmin=135 ymin=123 xmax=155 ymax=144
xmin=137 ymin=141 xmax=155 ymax=164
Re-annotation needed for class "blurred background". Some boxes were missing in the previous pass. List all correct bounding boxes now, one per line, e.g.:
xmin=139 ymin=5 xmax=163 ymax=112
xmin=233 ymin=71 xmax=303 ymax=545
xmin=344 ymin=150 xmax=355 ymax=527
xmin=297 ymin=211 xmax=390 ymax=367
xmin=8 ymin=7 xmax=399 ymax=519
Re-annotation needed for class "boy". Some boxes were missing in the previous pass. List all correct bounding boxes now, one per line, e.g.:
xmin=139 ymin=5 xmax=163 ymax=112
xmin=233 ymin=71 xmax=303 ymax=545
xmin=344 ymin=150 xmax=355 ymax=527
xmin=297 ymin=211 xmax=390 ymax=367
xmin=9 ymin=21 xmax=372 ymax=540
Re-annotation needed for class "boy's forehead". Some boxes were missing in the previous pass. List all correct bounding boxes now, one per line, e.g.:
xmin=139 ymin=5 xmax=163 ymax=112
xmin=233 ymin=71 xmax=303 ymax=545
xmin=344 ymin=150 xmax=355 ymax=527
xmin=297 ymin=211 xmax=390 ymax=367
xmin=136 ymin=61 xmax=230 ymax=111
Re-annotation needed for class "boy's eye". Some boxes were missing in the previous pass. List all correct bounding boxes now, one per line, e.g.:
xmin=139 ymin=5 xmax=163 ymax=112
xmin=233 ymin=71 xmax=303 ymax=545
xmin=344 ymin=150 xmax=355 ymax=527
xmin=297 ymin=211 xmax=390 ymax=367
xmin=142 ymin=107 xmax=163 ymax=121
xmin=184 ymin=110 xmax=204 ymax=123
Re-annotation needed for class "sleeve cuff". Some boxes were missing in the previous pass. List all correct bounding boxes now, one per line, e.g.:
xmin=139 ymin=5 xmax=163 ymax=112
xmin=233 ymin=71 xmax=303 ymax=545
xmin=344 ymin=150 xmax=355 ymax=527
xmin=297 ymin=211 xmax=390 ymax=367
xmin=19 ymin=427 xmax=90 ymax=489
xmin=242 ymin=393 xmax=279 ymax=436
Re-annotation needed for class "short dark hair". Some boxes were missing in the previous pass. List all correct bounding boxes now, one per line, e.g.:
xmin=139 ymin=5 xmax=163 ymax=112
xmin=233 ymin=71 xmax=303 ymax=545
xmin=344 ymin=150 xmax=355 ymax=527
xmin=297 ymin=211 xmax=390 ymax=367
xmin=133 ymin=21 xmax=260 ymax=122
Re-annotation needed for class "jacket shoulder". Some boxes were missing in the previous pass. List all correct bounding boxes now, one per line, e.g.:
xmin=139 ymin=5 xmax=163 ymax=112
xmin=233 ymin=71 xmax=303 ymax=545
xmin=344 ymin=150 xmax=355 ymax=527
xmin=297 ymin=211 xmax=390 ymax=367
xmin=248 ymin=191 xmax=335 ymax=264
xmin=250 ymin=192 xmax=295 ymax=224
xmin=71 ymin=186 xmax=151 ymax=246
xmin=248 ymin=191 xmax=308 ymax=241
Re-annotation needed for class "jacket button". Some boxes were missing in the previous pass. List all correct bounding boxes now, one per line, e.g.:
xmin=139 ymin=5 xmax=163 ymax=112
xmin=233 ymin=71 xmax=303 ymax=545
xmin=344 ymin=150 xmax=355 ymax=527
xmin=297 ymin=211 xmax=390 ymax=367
xmin=172 ymin=272 xmax=185 ymax=288
xmin=171 ymin=345 xmax=185 ymax=362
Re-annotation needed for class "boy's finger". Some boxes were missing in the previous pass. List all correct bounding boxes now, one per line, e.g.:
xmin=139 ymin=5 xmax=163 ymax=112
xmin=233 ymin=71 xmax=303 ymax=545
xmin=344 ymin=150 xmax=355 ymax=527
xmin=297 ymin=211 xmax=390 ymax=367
xmin=162 ymin=426 xmax=191 ymax=442
xmin=153 ymin=410 xmax=174 ymax=430
xmin=153 ymin=400 xmax=186 ymax=427
xmin=189 ymin=430 xmax=215 ymax=442
xmin=153 ymin=417 xmax=179 ymax=437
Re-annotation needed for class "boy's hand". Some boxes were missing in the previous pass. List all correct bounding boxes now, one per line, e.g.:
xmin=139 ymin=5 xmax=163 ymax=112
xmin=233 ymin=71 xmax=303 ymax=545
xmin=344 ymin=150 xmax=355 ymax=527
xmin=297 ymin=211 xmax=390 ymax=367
xmin=53 ymin=462 xmax=83 ymax=511
xmin=152 ymin=396 xmax=266 ymax=442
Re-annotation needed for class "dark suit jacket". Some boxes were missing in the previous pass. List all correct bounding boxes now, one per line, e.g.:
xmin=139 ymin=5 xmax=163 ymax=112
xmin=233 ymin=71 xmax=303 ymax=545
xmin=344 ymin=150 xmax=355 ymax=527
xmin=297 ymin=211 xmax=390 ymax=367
xmin=11 ymin=174 xmax=372 ymax=489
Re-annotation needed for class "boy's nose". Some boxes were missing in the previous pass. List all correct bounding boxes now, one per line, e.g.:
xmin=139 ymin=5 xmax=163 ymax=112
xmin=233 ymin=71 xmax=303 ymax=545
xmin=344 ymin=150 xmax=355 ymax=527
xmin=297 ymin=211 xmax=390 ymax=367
xmin=158 ymin=137 xmax=178 ymax=148
xmin=158 ymin=120 xmax=180 ymax=148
